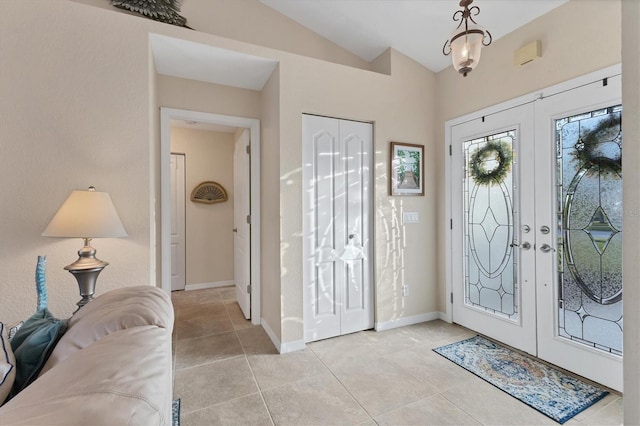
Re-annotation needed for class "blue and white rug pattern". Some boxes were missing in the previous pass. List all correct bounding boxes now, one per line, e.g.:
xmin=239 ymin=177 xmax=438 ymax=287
xmin=433 ymin=335 xmax=609 ymax=424
xmin=172 ymin=398 xmax=181 ymax=426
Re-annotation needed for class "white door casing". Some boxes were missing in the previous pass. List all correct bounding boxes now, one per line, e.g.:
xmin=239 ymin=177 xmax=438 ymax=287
xmin=234 ymin=129 xmax=251 ymax=319
xmin=302 ymin=114 xmax=374 ymax=342
xmin=160 ymin=108 xmax=261 ymax=325
xmin=170 ymin=153 xmax=186 ymax=291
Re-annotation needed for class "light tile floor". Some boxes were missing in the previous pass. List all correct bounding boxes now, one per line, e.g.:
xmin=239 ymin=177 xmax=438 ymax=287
xmin=172 ymin=287 xmax=623 ymax=426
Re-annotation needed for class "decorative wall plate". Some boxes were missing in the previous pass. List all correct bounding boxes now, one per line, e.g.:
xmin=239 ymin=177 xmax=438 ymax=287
xmin=190 ymin=181 xmax=227 ymax=204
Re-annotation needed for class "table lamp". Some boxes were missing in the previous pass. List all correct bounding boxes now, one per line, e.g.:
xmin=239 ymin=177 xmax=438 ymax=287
xmin=42 ymin=186 xmax=127 ymax=311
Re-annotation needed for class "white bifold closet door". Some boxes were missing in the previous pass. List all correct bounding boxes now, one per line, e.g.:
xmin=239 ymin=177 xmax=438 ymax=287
xmin=302 ymin=114 xmax=374 ymax=342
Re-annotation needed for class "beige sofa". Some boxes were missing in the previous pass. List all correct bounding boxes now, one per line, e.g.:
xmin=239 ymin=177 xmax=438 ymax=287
xmin=0 ymin=286 xmax=174 ymax=425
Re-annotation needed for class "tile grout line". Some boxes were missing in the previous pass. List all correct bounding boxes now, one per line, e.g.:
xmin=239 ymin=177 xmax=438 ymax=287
xmin=307 ymin=344 xmax=380 ymax=425
xmin=244 ymin=355 xmax=277 ymax=426
xmin=229 ymin=288 xmax=277 ymax=426
xmin=437 ymin=388 xmax=493 ymax=426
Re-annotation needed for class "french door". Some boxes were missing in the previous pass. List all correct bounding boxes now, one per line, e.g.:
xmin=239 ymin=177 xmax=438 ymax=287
xmin=451 ymin=103 xmax=537 ymax=355
xmin=535 ymin=76 xmax=622 ymax=390
xmin=450 ymin=74 xmax=623 ymax=391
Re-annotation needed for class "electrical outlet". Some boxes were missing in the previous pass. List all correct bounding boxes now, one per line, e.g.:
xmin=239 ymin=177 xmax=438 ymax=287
xmin=402 ymin=285 xmax=409 ymax=297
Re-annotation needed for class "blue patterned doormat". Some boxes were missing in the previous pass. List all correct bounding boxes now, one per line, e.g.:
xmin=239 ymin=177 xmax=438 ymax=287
xmin=172 ymin=398 xmax=181 ymax=426
xmin=433 ymin=335 xmax=608 ymax=424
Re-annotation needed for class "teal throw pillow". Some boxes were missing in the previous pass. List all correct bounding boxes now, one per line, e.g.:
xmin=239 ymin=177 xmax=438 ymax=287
xmin=8 ymin=309 xmax=67 ymax=399
xmin=0 ymin=322 xmax=16 ymax=405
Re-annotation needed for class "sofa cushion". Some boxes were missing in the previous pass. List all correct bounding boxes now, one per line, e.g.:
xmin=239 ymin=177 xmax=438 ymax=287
xmin=0 ymin=325 xmax=173 ymax=425
xmin=8 ymin=310 xmax=66 ymax=398
xmin=0 ymin=323 xmax=16 ymax=405
xmin=40 ymin=286 xmax=173 ymax=375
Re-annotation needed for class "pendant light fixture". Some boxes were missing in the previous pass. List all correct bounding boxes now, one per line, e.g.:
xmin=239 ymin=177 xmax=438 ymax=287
xmin=442 ymin=0 xmax=492 ymax=77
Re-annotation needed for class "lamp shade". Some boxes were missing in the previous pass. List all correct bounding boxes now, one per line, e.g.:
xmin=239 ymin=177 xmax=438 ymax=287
xmin=450 ymin=24 xmax=486 ymax=76
xmin=42 ymin=188 xmax=127 ymax=238
xmin=442 ymin=0 xmax=492 ymax=77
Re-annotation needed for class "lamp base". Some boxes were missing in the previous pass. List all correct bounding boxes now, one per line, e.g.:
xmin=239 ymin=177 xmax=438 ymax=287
xmin=65 ymin=238 xmax=109 ymax=313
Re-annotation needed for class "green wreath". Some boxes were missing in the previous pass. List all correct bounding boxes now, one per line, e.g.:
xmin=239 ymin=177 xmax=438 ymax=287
xmin=470 ymin=140 xmax=513 ymax=185
xmin=571 ymin=115 xmax=621 ymax=179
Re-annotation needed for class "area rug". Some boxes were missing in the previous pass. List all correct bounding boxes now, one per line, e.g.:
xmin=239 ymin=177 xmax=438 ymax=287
xmin=433 ymin=335 xmax=608 ymax=424
xmin=172 ymin=398 xmax=181 ymax=426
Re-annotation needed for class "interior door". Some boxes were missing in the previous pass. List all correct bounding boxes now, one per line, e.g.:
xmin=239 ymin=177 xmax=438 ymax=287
xmin=302 ymin=115 xmax=373 ymax=342
xmin=535 ymin=75 xmax=623 ymax=391
xmin=170 ymin=153 xmax=186 ymax=291
xmin=451 ymin=103 xmax=537 ymax=355
xmin=234 ymin=129 xmax=251 ymax=319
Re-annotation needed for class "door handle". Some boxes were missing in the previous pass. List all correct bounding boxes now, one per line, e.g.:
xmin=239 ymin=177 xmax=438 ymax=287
xmin=540 ymin=244 xmax=555 ymax=253
xmin=510 ymin=242 xmax=531 ymax=250
xmin=233 ymin=228 xmax=238 ymax=233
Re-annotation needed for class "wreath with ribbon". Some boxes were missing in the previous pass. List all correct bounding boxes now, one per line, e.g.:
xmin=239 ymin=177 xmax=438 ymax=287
xmin=572 ymin=114 xmax=621 ymax=179
xmin=470 ymin=140 xmax=513 ymax=185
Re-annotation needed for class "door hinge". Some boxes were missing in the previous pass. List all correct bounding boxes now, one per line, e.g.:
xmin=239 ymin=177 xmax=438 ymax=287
xmin=450 ymin=218 xmax=453 ymax=230
xmin=246 ymin=145 xmax=251 ymax=154
xmin=449 ymin=145 xmax=452 ymax=156
xmin=450 ymin=292 xmax=453 ymax=304
xmin=246 ymin=214 xmax=251 ymax=224
xmin=247 ymin=284 xmax=251 ymax=294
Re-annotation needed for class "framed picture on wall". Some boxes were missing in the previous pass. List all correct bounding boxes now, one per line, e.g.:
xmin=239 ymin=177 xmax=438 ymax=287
xmin=390 ymin=142 xmax=425 ymax=196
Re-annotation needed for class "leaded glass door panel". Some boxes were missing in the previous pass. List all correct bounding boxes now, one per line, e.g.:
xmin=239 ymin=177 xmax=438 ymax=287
xmin=450 ymin=72 xmax=622 ymax=391
xmin=535 ymin=75 xmax=623 ymax=391
xmin=451 ymin=103 xmax=538 ymax=356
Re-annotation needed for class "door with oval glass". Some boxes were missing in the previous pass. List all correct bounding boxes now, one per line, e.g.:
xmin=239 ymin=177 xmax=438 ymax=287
xmin=450 ymin=73 xmax=623 ymax=391
xmin=450 ymin=102 xmax=537 ymax=356
xmin=535 ymin=75 xmax=622 ymax=391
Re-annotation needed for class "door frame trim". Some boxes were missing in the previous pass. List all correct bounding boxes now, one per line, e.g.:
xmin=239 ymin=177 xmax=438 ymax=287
xmin=444 ymin=64 xmax=621 ymax=323
xmin=160 ymin=107 xmax=262 ymax=325
xmin=170 ymin=153 xmax=186 ymax=291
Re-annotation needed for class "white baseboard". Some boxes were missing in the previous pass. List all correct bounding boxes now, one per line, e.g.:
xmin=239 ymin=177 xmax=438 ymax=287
xmin=438 ymin=311 xmax=450 ymax=322
xmin=260 ymin=318 xmax=282 ymax=353
xmin=184 ymin=280 xmax=234 ymax=291
xmin=375 ymin=311 xmax=441 ymax=331
xmin=261 ymin=318 xmax=306 ymax=354
xmin=280 ymin=339 xmax=306 ymax=354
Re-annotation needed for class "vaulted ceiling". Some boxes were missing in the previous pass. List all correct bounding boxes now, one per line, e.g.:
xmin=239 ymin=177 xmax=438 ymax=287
xmin=151 ymin=0 xmax=568 ymax=91
xmin=260 ymin=0 xmax=568 ymax=72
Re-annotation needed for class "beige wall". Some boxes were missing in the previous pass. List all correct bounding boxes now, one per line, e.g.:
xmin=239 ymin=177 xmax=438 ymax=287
xmin=622 ymin=0 xmax=640 ymax=420
xmin=259 ymin=67 xmax=282 ymax=338
xmin=171 ymin=128 xmax=235 ymax=286
xmin=434 ymin=0 xmax=622 ymax=313
xmin=0 ymin=0 xmax=153 ymax=323
xmin=154 ymin=30 xmax=438 ymax=342
xmin=278 ymin=49 xmax=437 ymax=342
xmin=157 ymin=76 xmax=262 ymax=120
xmin=1 ymin=0 xmax=439 ymax=341
xmin=70 ymin=0 xmax=370 ymax=71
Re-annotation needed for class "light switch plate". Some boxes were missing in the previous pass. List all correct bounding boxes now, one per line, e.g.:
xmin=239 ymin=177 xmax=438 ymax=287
xmin=403 ymin=212 xmax=419 ymax=224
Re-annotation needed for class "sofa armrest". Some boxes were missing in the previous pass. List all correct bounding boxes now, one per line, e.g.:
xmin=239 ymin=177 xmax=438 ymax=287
xmin=41 ymin=286 xmax=173 ymax=375
xmin=0 ymin=326 xmax=173 ymax=426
